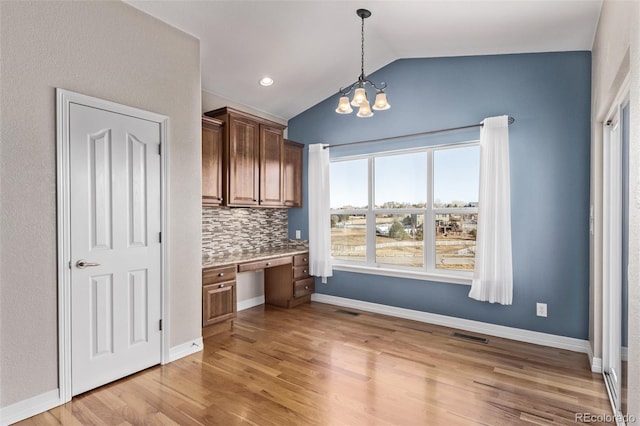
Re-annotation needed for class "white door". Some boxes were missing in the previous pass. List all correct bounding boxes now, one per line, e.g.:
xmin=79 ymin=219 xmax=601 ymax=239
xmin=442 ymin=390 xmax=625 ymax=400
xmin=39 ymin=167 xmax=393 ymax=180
xmin=69 ymin=103 xmax=162 ymax=396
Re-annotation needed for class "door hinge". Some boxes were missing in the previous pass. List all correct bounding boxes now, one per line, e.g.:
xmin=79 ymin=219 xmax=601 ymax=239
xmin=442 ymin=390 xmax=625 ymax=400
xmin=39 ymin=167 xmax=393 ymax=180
xmin=159 ymin=319 xmax=163 ymax=331
xmin=159 ymin=231 xmax=162 ymax=243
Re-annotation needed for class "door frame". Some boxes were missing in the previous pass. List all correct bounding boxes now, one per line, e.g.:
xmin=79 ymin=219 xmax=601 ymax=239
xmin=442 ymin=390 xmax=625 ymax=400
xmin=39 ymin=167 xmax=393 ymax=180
xmin=601 ymin=76 xmax=629 ymax=420
xmin=56 ymin=89 xmax=170 ymax=403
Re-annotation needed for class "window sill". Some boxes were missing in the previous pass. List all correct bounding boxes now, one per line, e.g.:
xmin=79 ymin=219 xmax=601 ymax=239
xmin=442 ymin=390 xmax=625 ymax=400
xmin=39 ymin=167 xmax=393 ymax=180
xmin=332 ymin=263 xmax=472 ymax=286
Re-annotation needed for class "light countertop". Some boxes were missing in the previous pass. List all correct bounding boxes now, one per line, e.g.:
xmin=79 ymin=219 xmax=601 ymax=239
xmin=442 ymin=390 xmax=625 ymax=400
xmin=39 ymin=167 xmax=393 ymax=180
xmin=202 ymin=244 xmax=309 ymax=269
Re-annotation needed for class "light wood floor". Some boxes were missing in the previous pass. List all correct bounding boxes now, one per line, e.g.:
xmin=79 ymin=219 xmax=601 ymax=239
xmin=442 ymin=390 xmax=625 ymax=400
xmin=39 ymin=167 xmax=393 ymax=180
xmin=18 ymin=302 xmax=613 ymax=425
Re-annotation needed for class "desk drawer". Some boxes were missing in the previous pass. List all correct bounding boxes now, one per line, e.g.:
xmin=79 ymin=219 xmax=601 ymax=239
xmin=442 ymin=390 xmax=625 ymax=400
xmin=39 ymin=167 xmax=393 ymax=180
xmin=293 ymin=265 xmax=310 ymax=280
xmin=293 ymin=253 xmax=309 ymax=266
xmin=239 ymin=256 xmax=292 ymax=272
xmin=293 ymin=277 xmax=315 ymax=298
xmin=203 ymin=265 xmax=237 ymax=285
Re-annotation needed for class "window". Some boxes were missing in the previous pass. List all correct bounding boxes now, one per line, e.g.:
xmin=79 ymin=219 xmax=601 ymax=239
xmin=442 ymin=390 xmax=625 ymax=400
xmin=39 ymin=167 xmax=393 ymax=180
xmin=329 ymin=143 xmax=479 ymax=282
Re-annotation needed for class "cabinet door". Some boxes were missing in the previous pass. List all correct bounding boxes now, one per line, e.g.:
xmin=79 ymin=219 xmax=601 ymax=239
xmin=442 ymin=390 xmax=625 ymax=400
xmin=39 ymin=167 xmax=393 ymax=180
xmin=202 ymin=118 xmax=224 ymax=205
xmin=283 ymin=140 xmax=303 ymax=207
xmin=203 ymin=281 xmax=237 ymax=327
xmin=228 ymin=116 xmax=259 ymax=206
xmin=259 ymin=124 xmax=284 ymax=206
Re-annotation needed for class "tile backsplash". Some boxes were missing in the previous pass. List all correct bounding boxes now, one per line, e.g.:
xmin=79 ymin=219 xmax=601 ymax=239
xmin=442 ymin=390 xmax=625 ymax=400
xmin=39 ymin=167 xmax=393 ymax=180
xmin=202 ymin=207 xmax=290 ymax=257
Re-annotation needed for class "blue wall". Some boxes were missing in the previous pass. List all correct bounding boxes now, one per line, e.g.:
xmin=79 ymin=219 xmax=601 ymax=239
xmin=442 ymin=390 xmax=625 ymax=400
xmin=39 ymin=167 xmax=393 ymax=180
xmin=288 ymin=52 xmax=591 ymax=339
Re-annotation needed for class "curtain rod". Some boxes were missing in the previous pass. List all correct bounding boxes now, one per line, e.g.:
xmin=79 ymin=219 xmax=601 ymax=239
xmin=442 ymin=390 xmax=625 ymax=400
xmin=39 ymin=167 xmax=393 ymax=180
xmin=323 ymin=116 xmax=515 ymax=149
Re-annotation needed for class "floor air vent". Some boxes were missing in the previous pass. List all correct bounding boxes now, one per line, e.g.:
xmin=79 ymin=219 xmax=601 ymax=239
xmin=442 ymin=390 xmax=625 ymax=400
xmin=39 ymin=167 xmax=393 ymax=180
xmin=452 ymin=332 xmax=488 ymax=344
xmin=335 ymin=309 xmax=360 ymax=316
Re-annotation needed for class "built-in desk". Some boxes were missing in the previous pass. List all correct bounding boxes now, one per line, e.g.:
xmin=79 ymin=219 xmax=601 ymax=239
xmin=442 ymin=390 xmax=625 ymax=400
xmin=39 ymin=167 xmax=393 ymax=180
xmin=202 ymin=247 xmax=312 ymax=336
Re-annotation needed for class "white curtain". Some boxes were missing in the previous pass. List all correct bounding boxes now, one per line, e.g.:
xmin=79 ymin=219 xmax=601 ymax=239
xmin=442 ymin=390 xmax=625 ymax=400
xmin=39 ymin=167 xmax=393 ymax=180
xmin=468 ymin=115 xmax=513 ymax=305
xmin=308 ymin=144 xmax=333 ymax=282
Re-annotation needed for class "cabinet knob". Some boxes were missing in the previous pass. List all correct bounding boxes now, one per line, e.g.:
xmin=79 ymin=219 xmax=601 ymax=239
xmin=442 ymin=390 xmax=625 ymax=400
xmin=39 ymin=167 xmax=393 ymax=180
xmin=303 ymin=258 xmax=308 ymax=262
xmin=218 ymin=272 xmax=224 ymax=277
xmin=266 ymin=262 xmax=271 ymax=266
xmin=304 ymin=286 xmax=309 ymax=289
xmin=303 ymin=270 xmax=308 ymax=274
xmin=219 ymin=284 xmax=225 ymax=288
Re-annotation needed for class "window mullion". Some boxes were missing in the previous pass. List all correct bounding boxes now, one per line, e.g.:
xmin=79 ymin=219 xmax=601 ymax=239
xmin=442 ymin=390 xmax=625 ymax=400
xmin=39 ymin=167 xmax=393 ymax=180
xmin=425 ymin=150 xmax=435 ymax=273
xmin=366 ymin=156 xmax=376 ymax=265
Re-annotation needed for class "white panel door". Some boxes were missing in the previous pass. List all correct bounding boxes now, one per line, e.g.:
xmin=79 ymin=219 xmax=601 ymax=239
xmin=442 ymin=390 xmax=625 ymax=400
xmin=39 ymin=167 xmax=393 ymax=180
xmin=69 ymin=103 xmax=161 ymax=396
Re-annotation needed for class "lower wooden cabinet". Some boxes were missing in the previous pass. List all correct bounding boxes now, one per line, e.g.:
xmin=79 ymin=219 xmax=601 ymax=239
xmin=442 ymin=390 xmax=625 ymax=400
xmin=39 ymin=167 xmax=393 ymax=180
xmin=291 ymin=253 xmax=314 ymax=304
xmin=202 ymin=265 xmax=237 ymax=329
xmin=264 ymin=252 xmax=313 ymax=308
xmin=202 ymin=282 xmax=236 ymax=327
xmin=202 ymin=252 xmax=312 ymax=335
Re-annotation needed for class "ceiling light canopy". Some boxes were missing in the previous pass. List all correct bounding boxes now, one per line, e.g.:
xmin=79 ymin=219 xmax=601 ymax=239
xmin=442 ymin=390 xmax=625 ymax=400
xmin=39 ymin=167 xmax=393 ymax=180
xmin=336 ymin=9 xmax=390 ymax=118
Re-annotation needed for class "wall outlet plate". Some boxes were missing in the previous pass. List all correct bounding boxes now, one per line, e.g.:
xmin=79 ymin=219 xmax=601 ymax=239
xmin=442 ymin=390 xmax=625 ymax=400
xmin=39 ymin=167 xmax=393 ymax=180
xmin=536 ymin=303 xmax=547 ymax=317
xmin=295 ymin=230 xmax=301 ymax=239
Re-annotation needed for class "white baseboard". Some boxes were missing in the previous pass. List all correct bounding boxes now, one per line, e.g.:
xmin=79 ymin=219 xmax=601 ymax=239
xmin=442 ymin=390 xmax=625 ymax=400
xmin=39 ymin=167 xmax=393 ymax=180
xmin=238 ymin=295 xmax=265 ymax=312
xmin=591 ymin=357 xmax=603 ymax=373
xmin=0 ymin=389 xmax=61 ymax=426
xmin=168 ymin=337 xmax=203 ymax=362
xmin=587 ymin=344 xmax=603 ymax=373
xmin=311 ymin=294 xmax=591 ymax=354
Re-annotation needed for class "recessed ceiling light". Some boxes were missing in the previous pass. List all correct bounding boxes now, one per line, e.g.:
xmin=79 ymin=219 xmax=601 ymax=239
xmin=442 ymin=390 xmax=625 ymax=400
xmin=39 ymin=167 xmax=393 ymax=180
xmin=259 ymin=77 xmax=274 ymax=87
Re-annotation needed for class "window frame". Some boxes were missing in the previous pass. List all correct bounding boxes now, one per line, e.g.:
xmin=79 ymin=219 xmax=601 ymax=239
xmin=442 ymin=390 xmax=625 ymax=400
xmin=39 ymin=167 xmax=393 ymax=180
xmin=329 ymin=142 xmax=479 ymax=286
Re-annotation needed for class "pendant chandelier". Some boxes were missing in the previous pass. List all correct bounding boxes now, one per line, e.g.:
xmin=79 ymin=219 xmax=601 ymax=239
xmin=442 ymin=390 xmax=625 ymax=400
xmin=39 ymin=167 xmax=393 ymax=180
xmin=335 ymin=9 xmax=390 ymax=118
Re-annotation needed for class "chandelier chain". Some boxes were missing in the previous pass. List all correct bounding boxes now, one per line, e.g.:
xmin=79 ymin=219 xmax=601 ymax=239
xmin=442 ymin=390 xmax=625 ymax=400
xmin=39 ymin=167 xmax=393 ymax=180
xmin=360 ymin=14 xmax=365 ymax=81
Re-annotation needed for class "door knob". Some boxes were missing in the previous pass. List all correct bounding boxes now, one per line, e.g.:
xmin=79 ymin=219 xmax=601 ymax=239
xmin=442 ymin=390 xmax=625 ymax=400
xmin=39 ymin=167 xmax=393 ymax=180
xmin=76 ymin=259 xmax=100 ymax=269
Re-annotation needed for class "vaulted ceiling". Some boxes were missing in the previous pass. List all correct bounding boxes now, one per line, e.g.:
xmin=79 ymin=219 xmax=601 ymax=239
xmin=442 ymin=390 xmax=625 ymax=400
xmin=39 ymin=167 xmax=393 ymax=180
xmin=126 ymin=1 xmax=603 ymax=121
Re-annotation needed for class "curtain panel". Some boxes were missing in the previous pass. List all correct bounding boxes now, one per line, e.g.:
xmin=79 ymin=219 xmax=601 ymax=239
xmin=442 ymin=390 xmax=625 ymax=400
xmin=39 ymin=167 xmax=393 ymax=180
xmin=308 ymin=144 xmax=333 ymax=282
xmin=468 ymin=115 xmax=513 ymax=305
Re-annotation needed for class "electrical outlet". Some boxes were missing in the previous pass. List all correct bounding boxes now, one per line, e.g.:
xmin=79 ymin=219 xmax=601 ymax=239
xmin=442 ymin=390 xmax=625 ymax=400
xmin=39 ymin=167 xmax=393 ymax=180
xmin=295 ymin=230 xmax=301 ymax=239
xmin=536 ymin=303 xmax=547 ymax=317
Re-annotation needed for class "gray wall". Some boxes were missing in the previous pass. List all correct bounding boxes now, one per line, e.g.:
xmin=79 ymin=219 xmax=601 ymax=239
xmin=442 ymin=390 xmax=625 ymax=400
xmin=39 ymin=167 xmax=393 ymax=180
xmin=0 ymin=1 xmax=201 ymax=407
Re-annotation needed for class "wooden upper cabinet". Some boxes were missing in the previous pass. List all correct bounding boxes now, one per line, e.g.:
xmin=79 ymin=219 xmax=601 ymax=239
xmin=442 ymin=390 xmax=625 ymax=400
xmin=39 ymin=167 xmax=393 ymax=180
xmin=283 ymin=140 xmax=303 ymax=208
xmin=202 ymin=117 xmax=224 ymax=206
xmin=260 ymin=124 xmax=284 ymax=206
xmin=204 ymin=107 xmax=287 ymax=207
xmin=228 ymin=115 xmax=260 ymax=206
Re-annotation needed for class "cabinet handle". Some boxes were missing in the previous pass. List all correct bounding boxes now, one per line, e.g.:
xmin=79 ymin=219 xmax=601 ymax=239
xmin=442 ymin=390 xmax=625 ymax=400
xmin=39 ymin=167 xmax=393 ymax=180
xmin=219 ymin=284 xmax=225 ymax=288
xmin=218 ymin=272 xmax=224 ymax=277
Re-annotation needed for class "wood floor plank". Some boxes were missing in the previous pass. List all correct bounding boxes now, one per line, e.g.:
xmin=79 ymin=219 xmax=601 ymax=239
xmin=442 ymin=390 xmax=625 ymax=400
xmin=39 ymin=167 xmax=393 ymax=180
xmin=16 ymin=302 xmax=613 ymax=425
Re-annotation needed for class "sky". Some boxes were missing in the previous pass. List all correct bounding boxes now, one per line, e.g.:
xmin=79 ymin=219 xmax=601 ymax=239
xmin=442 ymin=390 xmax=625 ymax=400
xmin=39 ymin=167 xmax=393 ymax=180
xmin=330 ymin=145 xmax=479 ymax=209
